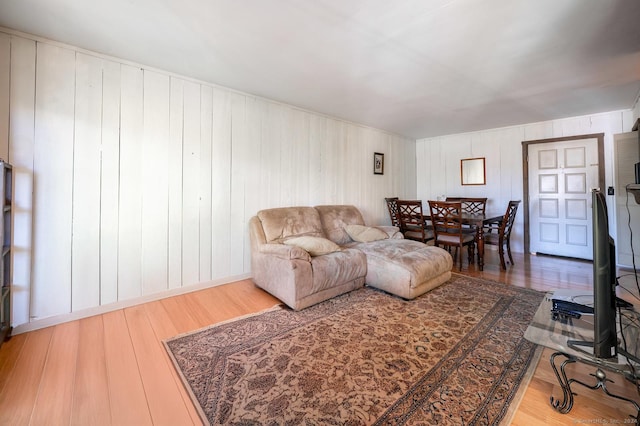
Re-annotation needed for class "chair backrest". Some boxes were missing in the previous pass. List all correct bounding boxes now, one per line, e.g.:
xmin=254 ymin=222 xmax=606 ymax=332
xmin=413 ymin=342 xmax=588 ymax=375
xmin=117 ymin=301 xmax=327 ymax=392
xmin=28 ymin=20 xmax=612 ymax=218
xmin=460 ymin=197 xmax=487 ymax=215
xmin=385 ymin=197 xmax=400 ymax=227
xmin=396 ymin=200 xmax=428 ymax=240
xmin=428 ymin=200 xmax=463 ymax=241
xmin=500 ymin=200 xmax=521 ymax=240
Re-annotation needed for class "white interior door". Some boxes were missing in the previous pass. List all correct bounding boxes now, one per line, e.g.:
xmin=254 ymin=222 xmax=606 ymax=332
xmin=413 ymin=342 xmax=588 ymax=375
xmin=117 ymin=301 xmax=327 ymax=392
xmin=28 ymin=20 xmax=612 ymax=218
xmin=528 ymin=137 xmax=600 ymax=259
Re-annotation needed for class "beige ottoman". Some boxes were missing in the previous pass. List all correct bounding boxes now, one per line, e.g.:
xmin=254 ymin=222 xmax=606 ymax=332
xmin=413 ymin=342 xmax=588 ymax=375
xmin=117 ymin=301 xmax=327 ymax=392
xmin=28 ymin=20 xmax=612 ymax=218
xmin=351 ymin=239 xmax=453 ymax=299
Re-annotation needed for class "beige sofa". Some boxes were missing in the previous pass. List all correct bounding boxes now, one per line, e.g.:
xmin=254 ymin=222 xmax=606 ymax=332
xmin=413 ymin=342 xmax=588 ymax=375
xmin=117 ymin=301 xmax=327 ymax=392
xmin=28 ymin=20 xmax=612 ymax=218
xmin=249 ymin=205 xmax=453 ymax=310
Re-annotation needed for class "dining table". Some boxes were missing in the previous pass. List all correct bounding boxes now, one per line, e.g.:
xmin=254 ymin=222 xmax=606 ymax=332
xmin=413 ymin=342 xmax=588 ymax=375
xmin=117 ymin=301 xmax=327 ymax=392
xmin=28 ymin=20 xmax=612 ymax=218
xmin=424 ymin=211 xmax=504 ymax=271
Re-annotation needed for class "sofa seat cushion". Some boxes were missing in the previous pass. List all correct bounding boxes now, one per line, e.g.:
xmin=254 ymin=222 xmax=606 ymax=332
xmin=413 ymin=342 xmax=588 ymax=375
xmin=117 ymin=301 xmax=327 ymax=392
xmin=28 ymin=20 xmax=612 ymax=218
xmin=352 ymin=239 xmax=453 ymax=299
xmin=307 ymin=249 xmax=367 ymax=296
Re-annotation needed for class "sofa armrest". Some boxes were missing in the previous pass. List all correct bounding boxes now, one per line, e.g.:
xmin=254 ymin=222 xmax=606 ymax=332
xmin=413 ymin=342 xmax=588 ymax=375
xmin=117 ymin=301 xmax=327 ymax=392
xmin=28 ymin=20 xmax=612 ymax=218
xmin=258 ymin=243 xmax=311 ymax=262
xmin=375 ymin=225 xmax=405 ymax=239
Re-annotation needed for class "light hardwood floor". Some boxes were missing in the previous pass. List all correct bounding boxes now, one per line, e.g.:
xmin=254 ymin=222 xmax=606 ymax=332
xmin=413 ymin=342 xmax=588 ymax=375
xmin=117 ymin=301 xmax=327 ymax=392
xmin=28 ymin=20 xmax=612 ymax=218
xmin=0 ymin=250 xmax=638 ymax=425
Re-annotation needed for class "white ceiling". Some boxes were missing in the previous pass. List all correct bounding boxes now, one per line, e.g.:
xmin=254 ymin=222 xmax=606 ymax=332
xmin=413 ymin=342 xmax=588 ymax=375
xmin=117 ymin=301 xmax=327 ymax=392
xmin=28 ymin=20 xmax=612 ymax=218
xmin=1 ymin=0 xmax=639 ymax=138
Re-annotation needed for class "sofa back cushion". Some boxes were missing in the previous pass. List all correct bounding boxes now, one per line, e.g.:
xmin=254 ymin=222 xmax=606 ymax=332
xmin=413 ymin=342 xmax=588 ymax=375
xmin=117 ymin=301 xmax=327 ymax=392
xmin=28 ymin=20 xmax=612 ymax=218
xmin=257 ymin=206 xmax=325 ymax=243
xmin=315 ymin=205 xmax=366 ymax=245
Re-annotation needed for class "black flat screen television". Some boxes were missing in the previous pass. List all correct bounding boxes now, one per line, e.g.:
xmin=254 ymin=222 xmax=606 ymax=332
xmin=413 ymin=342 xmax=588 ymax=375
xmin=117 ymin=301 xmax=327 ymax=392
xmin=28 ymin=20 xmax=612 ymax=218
xmin=591 ymin=189 xmax=618 ymax=359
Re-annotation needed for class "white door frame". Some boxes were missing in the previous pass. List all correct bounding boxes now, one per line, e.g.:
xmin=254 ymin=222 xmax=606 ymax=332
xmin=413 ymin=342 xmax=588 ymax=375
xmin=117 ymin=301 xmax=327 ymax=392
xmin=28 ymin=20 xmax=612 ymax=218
xmin=521 ymin=133 xmax=605 ymax=255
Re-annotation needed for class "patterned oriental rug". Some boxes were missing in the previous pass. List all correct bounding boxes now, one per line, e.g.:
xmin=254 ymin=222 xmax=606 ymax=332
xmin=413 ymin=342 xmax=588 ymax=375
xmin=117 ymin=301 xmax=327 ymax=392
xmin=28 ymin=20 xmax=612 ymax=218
xmin=164 ymin=274 xmax=544 ymax=425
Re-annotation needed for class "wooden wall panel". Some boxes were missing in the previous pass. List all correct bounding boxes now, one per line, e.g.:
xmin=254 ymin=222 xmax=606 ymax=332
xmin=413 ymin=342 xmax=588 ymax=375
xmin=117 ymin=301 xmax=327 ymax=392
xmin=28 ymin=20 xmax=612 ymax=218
xmin=0 ymin=34 xmax=9 ymax=159
xmin=2 ymin=32 xmax=416 ymax=330
xmin=291 ymin=109 xmax=310 ymax=206
xmin=416 ymin=111 xmax=632 ymax=255
xmin=31 ymin=43 xmax=75 ymax=319
xmin=118 ymin=64 xmax=144 ymax=301
xmin=181 ymin=81 xmax=201 ymax=287
xmin=8 ymin=36 xmax=36 ymax=326
xmin=327 ymin=119 xmax=346 ymax=203
xmin=142 ymin=70 xmax=170 ymax=295
xmin=100 ymin=60 xmax=121 ymax=305
xmin=243 ymin=98 xmax=265 ymax=270
xmin=211 ymin=87 xmax=232 ymax=279
xmin=308 ymin=115 xmax=326 ymax=206
xmin=199 ymin=86 xmax=213 ymax=282
xmin=229 ymin=93 xmax=246 ymax=276
xmin=321 ymin=118 xmax=338 ymax=203
xmin=167 ymin=77 xmax=184 ymax=290
xmin=72 ymin=53 xmax=103 ymax=311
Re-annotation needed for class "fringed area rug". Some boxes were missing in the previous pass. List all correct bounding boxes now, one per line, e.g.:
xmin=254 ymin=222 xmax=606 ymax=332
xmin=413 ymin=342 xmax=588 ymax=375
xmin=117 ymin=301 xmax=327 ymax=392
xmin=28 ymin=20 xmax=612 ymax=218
xmin=164 ymin=274 xmax=544 ymax=425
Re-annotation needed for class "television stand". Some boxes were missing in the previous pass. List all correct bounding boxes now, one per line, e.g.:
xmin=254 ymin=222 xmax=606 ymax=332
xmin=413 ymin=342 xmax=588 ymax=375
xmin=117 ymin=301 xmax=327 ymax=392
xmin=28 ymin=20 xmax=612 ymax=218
xmin=548 ymin=351 xmax=639 ymax=417
xmin=525 ymin=290 xmax=640 ymax=419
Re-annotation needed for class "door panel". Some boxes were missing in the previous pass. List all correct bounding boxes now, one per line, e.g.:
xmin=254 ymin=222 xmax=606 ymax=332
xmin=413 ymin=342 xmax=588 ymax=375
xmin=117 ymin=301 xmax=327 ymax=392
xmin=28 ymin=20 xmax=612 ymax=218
xmin=528 ymin=137 xmax=599 ymax=259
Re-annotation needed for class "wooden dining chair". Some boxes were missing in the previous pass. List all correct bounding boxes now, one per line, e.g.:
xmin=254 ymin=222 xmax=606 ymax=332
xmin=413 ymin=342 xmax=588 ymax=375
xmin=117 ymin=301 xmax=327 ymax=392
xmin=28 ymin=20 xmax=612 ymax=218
xmin=396 ymin=200 xmax=434 ymax=243
xmin=460 ymin=197 xmax=487 ymax=215
xmin=428 ymin=200 xmax=475 ymax=269
xmin=483 ymin=200 xmax=521 ymax=270
xmin=446 ymin=197 xmax=487 ymax=233
xmin=385 ymin=197 xmax=401 ymax=228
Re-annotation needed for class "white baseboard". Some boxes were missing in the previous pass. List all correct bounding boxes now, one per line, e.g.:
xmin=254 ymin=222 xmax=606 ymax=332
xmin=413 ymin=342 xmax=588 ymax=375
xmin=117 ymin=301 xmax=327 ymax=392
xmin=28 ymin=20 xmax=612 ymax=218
xmin=12 ymin=273 xmax=252 ymax=335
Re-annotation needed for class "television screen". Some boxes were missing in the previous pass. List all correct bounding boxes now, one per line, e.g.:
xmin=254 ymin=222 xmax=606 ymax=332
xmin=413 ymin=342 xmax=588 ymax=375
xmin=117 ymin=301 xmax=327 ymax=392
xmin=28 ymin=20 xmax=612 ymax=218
xmin=591 ymin=189 xmax=618 ymax=359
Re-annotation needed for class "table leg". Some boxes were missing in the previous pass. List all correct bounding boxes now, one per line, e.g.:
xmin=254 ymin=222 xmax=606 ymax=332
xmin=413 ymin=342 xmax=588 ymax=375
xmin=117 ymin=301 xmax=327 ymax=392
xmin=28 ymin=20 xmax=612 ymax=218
xmin=476 ymin=226 xmax=484 ymax=271
xmin=549 ymin=352 xmax=576 ymax=413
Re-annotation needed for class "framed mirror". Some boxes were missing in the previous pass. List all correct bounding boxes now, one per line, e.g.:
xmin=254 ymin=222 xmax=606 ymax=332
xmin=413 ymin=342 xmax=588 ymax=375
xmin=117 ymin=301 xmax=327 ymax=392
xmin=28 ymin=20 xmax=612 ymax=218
xmin=461 ymin=157 xmax=486 ymax=185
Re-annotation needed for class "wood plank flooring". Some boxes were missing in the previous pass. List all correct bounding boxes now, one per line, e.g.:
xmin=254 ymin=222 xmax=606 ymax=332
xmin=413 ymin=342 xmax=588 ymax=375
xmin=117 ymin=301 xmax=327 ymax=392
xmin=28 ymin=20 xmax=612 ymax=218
xmin=0 ymin=251 xmax=638 ymax=425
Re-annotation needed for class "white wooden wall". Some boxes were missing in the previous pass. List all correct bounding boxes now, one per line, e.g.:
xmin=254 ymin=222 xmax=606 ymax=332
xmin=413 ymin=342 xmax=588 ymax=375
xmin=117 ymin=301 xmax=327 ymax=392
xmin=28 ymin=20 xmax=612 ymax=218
xmin=0 ymin=31 xmax=417 ymax=330
xmin=416 ymin=111 xmax=637 ymax=254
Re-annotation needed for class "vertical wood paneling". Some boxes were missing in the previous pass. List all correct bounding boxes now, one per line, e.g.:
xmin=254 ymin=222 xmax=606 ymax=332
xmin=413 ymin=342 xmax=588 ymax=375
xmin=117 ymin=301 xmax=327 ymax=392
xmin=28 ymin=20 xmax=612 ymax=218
xmin=199 ymin=85 xmax=213 ymax=282
xmin=346 ymin=125 xmax=361 ymax=207
xmin=327 ymin=119 xmax=346 ymax=203
xmin=230 ymin=93 xmax=246 ymax=275
xmin=4 ymin=33 xmax=417 ymax=328
xmin=142 ymin=70 xmax=170 ymax=295
xmin=308 ymin=115 xmax=326 ymax=206
xmin=258 ymin=99 xmax=278 ymax=210
xmin=415 ymin=139 xmax=429 ymax=208
xmin=266 ymin=103 xmax=287 ymax=206
xmin=72 ymin=53 xmax=103 ymax=311
xmin=277 ymin=104 xmax=294 ymax=207
xmin=416 ymin=113 xmax=628 ymax=255
xmin=0 ymin=34 xmax=9 ymax=159
xmin=523 ymin=121 xmax=553 ymax=141
xmin=8 ymin=36 xmax=36 ymax=326
xmin=244 ymin=97 xmax=264 ymax=269
xmin=322 ymin=118 xmax=338 ymax=203
xmin=118 ymin=64 xmax=144 ymax=301
xmin=290 ymin=109 xmax=310 ymax=205
xmin=31 ymin=42 xmax=75 ymax=319
xmin=181 ymin=81 xmax=200 ymax=286
xmin=100 ymin=60 xmax=121 ymax=305
xmin=211 ymin=87 xmax=232 ymax=279
xmin=168 ymin=77 xmax=184 ymax=289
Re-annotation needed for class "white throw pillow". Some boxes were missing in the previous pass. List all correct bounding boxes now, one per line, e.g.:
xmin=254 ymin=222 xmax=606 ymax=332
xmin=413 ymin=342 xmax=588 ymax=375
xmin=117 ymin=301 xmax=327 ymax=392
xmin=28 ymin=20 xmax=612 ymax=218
xmin=283 ymin=236 xmax=342 ymax=256
xmin=344 ymin=224 xmax=389 ymax=243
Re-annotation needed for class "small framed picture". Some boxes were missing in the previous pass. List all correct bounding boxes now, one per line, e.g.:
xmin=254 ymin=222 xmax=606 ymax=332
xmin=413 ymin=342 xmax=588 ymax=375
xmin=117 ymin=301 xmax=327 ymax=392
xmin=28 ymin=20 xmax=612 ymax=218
xmin=373 ymin=152 xmax=384 ymax=175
